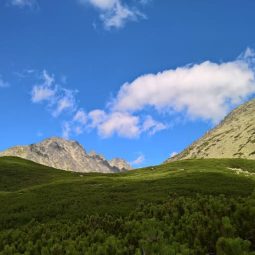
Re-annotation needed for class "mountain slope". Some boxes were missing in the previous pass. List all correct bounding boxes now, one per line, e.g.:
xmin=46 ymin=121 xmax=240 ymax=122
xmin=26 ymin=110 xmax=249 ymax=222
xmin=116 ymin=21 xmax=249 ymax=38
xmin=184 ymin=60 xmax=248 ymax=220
xmin=0 ymin=137 xmax=131 ymax=173
xmin=0 ymin=156 xmax=254 ymax=221
xmin=166 ymin=98 xmax=255 ymax=162
xmin=0 ymin=157 xmax=255 ymax=212
xmin=1 ymin=157 xmax=255 ymax=254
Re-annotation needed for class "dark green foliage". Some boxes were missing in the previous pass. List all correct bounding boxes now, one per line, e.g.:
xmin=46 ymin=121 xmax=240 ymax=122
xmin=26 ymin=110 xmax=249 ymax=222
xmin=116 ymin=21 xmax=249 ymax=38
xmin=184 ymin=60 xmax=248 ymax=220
xmin=216 ymin=237 xmax=255 ymax=255
xmin=0 ymin=157 xmax=255 ymax=254
xmin=0 ymin=157 xmax=73 ymax=192
xmin=0 ymin=194 xmax=255 ymax=254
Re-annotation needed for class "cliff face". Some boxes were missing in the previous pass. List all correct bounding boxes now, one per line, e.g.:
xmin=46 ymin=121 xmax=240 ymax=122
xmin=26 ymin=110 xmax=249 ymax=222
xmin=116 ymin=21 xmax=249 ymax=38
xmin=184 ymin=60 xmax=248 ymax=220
xmin=0 ymin=137 xmax=131 ymax=173
xmin=165 ymin=98 xmax=255 ymax=162
xmin=109 ymin=158 xmax=132 ymax=171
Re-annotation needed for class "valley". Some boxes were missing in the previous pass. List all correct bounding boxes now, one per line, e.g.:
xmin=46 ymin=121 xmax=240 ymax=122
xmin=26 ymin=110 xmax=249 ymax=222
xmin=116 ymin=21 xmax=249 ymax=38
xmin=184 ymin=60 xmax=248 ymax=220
xmin=0 ymin=157 xmax=255 ymax=254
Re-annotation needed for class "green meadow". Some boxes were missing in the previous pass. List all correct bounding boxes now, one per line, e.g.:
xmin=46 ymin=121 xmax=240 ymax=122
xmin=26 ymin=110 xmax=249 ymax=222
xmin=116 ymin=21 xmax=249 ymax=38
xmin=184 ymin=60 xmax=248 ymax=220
xmin=0 ymin=156 xmax=255 ymax=254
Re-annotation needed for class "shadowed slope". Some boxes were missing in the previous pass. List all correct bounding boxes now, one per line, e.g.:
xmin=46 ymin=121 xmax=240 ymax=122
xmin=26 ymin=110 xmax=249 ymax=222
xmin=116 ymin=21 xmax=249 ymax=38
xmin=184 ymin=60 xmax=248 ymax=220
xmin=0 ymin=156 xmax=255 ymax=230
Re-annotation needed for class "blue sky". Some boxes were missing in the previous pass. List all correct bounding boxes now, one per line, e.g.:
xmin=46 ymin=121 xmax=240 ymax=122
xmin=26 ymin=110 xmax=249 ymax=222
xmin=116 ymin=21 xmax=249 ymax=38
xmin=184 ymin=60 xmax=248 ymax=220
xmin=0 ymin=0 xmax=255 ymax=167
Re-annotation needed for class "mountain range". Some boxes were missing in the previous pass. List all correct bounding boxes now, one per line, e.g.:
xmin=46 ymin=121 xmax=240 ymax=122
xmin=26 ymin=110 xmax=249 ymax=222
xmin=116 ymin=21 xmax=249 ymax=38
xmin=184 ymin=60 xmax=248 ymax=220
xmin=1 ymin=98 xmax=254 ymax=172
xmin=0 ymin=137 xmax=131 ymax=173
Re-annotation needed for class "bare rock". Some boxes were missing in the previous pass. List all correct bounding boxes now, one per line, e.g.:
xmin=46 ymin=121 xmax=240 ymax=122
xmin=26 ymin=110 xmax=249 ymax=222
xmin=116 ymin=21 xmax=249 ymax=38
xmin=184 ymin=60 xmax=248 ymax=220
xmin=165 ymin=98 xmax=255 ymax=162
xmin=109 ymin=158 xmax=132 ymax=171
xmin=0 ymin=137 xmax=129 ymax=173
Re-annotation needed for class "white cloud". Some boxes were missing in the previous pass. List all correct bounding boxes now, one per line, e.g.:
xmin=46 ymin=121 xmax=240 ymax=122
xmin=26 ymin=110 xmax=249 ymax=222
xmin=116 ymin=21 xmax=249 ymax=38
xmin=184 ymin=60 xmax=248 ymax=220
xmin=42 ymin=70 xmax=54 ymax=86
xmin=87 ymin=109 xmax=166 ymax=138
xmin=240 ymin=47 xmax=255 ymax=59
xmin=88 ymin=109 xmax=107 ymax=127
xmin=61 ymin=109 xmax=88 ymax=138
xmin=86 ymin=0 xmax=116 ymax=10
xmin=9 ymin=0 xmax=37 ymax=8
xmin=0 ymin=76 xmax=9 ymax=88
xmin=238 ymin=47 xmax=255 ymax=68
xmin=97 ymin=111 xmax=140 ymax=138
xmin=73 ymin=109 xmax=87 ymax=124
xmin=80 ymin=0 xmax=146 ymax=29
xmin=30 ymin=70 xmax=87 ymax=139
xmin=112 ymin=55 xmax=255 ymax=123
xmin=31 ymin=86 xmax=55 ymax=102
xmin=30 ymin=49 xmax=255 ymax=140
xmin=53 ymin=90 xmax=76 ymax=117
xmin=84 ymin=48 xmax=255 ymax=139
xmin=130 ymin=154 xmax=145 ymax=165
xmin=31 ymin=70 xmax=55 ymax=102
xmin=31 ymin=71 xmax=77 ymax=117
xmin=101 ymin=2 xmax=144 ymax=29
xmin=142 ymin=115 xmax=167 ymax=135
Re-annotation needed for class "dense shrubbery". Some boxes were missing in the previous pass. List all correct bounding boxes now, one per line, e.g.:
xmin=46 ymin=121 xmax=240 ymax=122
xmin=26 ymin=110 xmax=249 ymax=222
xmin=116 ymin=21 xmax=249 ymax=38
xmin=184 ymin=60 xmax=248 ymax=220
xmin=1 ymin=193 xmax=255 ymax=255
xmin=1 ymin=158 xmax=255 ymax=254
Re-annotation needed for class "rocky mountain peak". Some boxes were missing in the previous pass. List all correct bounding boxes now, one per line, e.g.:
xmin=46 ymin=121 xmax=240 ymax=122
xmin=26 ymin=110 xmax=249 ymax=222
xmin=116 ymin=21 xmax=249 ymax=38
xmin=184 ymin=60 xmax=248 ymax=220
xmin=109 ymin=158 xmax=132 ymax=171
xmin=88 ymin=150 xmax=105 ymax=160
xmin=0 ymin=137 xmax=131 ymax=173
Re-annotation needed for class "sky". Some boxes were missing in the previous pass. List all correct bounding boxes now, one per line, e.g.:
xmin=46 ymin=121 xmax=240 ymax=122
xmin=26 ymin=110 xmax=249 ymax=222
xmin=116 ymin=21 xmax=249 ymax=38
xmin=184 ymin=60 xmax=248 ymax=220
xmin=0 ymin=0 xmax=255 ymax=167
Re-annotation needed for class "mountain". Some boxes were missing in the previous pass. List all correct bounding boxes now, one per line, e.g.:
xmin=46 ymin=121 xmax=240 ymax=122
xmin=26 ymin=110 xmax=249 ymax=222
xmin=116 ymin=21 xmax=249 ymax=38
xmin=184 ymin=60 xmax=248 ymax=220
xmin=0 ymin=137 xmax=132 ymax=173
xmin=109 ymin=158 xmax=132 ymax=171
xmin=165 ymin=98 xmax=255 ymax=162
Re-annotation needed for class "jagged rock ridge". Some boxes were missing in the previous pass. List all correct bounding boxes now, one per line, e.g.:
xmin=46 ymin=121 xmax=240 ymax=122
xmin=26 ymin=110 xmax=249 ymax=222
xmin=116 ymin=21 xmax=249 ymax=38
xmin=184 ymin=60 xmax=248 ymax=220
xmin=109 ymin=158 xmax=132 ymax=171
xmin=0 ymin=137 xmax=132 ymax=173
xmin=165 ymin=98 xmax=255 ymax=162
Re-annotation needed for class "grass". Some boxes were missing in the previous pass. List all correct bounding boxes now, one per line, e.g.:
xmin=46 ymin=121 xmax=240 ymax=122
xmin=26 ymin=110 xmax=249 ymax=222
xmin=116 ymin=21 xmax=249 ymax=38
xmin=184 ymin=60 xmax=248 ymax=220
xmin=0 ymin=156 xmax=255 ymax=230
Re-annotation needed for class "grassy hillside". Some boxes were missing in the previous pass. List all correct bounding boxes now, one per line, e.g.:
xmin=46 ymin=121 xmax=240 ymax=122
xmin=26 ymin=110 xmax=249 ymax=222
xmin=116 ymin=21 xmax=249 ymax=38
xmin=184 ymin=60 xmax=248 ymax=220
xmin=0 ymin=156 xmax=255 ymax=254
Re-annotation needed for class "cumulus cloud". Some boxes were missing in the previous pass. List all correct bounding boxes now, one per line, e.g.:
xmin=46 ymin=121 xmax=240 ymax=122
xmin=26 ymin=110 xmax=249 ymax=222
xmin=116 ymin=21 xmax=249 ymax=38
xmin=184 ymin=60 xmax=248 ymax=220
xmin=29 ymin=48 xmax=255 ymax=140
xmin=89 ymin=111 xmax=140 ymax=138
xmin=73 ymin=109 xmax=87 ymax=124
xmin=31 ymin=70 xmax=77 ymax=117
xmin=79 ymin=0 xmax=145 ymax=29
xmin=30 ymin=70 xmax=166 ymax=139
xmin=87 ymin=110 xmax=166 ymax=138
xmin=9 ymin=0 xmax=146 ymax=28
xmin=30 ymin=70 xmax=85 ymax=138
xmin=111 ymin=52 xmax=255 ymax=123
xmin=85 ymin=48 xmax=255 ymax=139
xmin=88 ymin=109 xmax=107 ymax=128
xmin=42 ymin=69 xmax=54 ymax=86
xmin=53 ymin=90 xmax=76 ymax=117
xmin=61 ymin=109 xmax=88 ymax=139
xmin=84 ymin=0 xmax=116 ymax=10
xmin=31 ymin=86 xmax=55 ymax=102
xmin=238 ymin=47 xmax=255 ymax=68
xmin=142 ymin=115 xmax=167 ymax=135
xmin=31 ymin=70 xmax=55 ymax=102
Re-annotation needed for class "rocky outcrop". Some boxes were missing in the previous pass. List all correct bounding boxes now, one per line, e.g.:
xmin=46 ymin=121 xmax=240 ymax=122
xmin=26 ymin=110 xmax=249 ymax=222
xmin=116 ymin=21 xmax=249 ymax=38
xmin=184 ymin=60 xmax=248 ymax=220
xmin=109 ymin=158 xmax=132 ymax=171
xmin=0 ymin=137 xmax=131 ymax=173
xmin=165 ymin=98 xmax=255 ymax=162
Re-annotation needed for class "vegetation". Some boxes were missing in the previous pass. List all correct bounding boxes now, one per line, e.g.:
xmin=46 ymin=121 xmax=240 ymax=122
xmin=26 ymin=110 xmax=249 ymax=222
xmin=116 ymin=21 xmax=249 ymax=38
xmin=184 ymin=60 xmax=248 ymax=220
xmin=0 ymin=156 xmax=255 ymax=254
